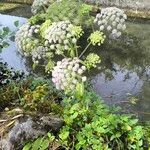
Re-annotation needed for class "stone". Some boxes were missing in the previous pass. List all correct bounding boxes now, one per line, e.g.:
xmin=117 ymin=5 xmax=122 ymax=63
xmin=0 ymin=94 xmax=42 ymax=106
xmin=0 ymin=115 xmax=63 ymax=150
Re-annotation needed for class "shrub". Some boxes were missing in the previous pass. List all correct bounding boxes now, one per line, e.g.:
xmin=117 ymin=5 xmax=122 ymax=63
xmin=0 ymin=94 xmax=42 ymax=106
xmin=0 ymin=75 xmax=63 ymax=114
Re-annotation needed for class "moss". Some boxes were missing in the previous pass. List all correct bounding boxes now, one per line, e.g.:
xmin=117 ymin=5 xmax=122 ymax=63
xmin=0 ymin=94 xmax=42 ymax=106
xmin=0 ymin=2 xmax=21 ymax=12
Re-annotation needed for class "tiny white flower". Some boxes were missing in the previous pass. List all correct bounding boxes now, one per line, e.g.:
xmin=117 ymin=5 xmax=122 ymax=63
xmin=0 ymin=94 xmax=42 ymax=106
xmin=78 ymin=69 xmax=83 ymax=74
xmin=72 ymin=38 xmax=77 ymax=44
xmin=99 ymin=25 xmax=104 ymax=31
xmin=82 ymin=76 xmax=87 ymax=82
xmin=107 ymin=25 xmax=112 ymax=31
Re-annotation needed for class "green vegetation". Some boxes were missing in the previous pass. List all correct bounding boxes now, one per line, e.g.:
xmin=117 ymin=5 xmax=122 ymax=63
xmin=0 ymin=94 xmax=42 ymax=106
xmin=0 ymin=0 xmax=150 ymax=149
xmin=23 ymin=90 xmax=147 ymax=149
xmin=0 ymin=2 xmax=21 ymax=12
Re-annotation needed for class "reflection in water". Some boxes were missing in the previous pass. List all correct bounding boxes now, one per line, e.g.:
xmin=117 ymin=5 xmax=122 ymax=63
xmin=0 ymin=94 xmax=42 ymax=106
xmin=0 ymin=14 xmax=28 ymax=72
xmin=91 ymin=21 xmax=150 ymax=121
xmin=0 ymin=14 xmax=150 ymax=121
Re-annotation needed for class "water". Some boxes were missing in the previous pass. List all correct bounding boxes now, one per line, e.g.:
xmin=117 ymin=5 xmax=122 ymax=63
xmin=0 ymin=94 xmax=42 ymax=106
xmin=91 ymin=21 xmax=150 ymax=121
xmin=0 ymin=14 xmax=150 ymax=121
xmin=0 ymin=14 xmax=28 ymax=73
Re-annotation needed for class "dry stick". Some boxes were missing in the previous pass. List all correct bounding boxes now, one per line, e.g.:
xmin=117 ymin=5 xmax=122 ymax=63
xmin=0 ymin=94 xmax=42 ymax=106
xmin=0 ymin=114 xmax=23 ymax=123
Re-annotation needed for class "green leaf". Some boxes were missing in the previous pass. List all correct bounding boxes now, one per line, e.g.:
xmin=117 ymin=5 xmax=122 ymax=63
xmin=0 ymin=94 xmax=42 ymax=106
xmin=22 ymin=143 xmax=32 ymax=150
xmin=75 ymin=82 xmax=84 ymax=99
xmin=47 ymin=132 xmax=55 ymax=141
xmin=3 ymin=27 xmax=10 ymax=36
xmin=2 ymin=41 xmax=9 ymax=48
xmin=14 ymin=20 xmax=19 ymax=27
xmin=59 ymin=131 xmax=69 ymax=140
xmin=32 ymin=138 xmax=43 ymax=150
xmin=40 ymin=139 xmax=49 ymax=150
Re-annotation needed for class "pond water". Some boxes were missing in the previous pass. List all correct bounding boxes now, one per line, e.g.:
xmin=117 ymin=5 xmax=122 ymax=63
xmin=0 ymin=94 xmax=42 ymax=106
xmin=0 ymin=14 xmax=150 ymax=121
xmin=0 ymin=14 xmax=28 ymax=72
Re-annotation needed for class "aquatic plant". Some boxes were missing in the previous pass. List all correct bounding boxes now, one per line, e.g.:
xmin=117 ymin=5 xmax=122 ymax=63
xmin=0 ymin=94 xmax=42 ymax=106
xmin=0 ymin=62 xmax=24 ymax=86
xmin=0 ymin=27 xmax=10 ymax=52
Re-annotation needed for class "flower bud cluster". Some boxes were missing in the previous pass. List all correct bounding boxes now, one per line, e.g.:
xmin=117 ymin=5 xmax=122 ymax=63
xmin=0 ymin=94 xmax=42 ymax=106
xmin=52 ymin=58 xmax=87 ymax=91
xmin=31 ymin=46 xmax=49 ymax=64
xmin=94 ymin=7 xmax=127 ymax=38
xmin=84 ymin=53 xmax=101 ymax=69
xmin=89 ymin=31 xmax=106 ymax=46
xmin=15 ymin=23 xmax=40 ymax=56
xmin=43 ymin=21 xmax=83 ymax=55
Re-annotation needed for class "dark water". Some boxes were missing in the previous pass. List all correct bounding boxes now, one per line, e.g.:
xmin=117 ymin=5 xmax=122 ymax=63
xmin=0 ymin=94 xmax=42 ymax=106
xmin=0 ymin=14 xmax=150 ymax=121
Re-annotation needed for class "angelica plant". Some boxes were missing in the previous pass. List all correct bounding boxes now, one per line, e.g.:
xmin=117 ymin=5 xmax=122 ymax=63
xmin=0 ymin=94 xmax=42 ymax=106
xmin=15 ymin=2 xmax=128 ymax=94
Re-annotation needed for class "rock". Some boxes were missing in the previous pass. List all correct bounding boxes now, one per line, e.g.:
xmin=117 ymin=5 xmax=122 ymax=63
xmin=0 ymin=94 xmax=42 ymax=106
xmin=40 ymin=116 xmax=64 ymax=133
xmin=0 ymin=139 xmax=12 ymax=150
xmin=0 ymin=115 xmax=63 ymax=150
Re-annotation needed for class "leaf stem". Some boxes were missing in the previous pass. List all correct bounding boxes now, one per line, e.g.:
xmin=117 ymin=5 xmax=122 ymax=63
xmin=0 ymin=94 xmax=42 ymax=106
xmin=79 ymin=42 xmax=91 ymax=58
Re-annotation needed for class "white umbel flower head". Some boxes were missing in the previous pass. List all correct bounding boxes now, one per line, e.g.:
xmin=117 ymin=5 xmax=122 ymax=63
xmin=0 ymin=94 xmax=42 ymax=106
xmin=15 ymin=23 xmax=40 ymax=56
xmin=43 ymin=20 xmax=82 ymax=55
xmin=52 ymin=58 xmax=87 ymax=92
xmin=94 ymin=7 xmax=127 ymax=39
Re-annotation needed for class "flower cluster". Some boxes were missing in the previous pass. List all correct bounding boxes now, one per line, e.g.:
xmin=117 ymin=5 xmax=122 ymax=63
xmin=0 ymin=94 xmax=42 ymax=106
xmin=89 ymin=31 xmax=106 ymax=46
xmin=31 ymin=0 xmax=55 ymax=14
xmin=15 ymin=23 xmax=40 ymax=56
xmin=94 ymin=7 xmax=127 ymax=38
xmin=31 ymin=46 xmax=49 ymax=64
xmin=84 ymin=53 xmax=101 ymax=69
xmin=43 ymin=21 xmax=83 ymax=55
xmin=52 ymin=58 xmax=87 ymax=92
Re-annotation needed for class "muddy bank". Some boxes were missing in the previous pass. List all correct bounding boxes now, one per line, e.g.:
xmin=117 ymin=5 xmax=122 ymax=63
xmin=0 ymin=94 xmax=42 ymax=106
xmin=0 ymin=3 xmax=32 ymax=18
xmin=86 ymin=0 xmax=150 ymax=10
